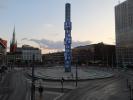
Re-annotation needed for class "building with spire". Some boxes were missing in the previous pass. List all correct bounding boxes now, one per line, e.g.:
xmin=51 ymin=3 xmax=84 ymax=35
xmin=10 ymin=27 xmax=17 ymax=53
xmin=7 ymin=27 xmax=42 ymax=65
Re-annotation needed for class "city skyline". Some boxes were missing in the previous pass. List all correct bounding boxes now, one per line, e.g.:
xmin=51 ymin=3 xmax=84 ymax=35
xmin=0 ymin=0 xmax=125 ymax=53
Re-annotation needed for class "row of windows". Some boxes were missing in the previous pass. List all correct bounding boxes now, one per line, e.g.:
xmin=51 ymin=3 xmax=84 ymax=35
xmin=115 ymin=2 xmax=133 ymax=31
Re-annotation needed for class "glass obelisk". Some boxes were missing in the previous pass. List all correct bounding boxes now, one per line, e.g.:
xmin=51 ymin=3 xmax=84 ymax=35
xmin=64 ymin=3 xmax=72 ymax=72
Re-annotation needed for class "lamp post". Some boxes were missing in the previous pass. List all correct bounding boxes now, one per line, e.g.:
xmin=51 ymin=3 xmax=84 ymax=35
xmin=75 ymin=56 xmax=78 ymax=87
xmin=31 ymin=54 xmax=35 ymax=100
xmin=111 ymin=55 xmax=114 ymax=69
xmin=75 ymin=63 xmax=78 ymax=87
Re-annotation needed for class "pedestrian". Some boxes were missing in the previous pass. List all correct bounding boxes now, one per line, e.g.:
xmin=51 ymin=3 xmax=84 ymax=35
xmin=38 ymin=85 xmax=44 ymax=97
xmin=71 ymin=73 xmax=74 ymax=79
xmin=61 ymin=77 xmax=64 ymax=92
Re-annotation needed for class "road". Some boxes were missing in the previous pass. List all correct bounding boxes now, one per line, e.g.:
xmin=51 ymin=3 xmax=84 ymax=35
xmin=0 ymin=69 xmax=132 ymax=100
xmin=0 ymin=70 xmax=60 ymax=100
xmin=57 ymin=72 xmax=130 ymax=100
xmin=0 ymin=70 xmax=30 ymax=100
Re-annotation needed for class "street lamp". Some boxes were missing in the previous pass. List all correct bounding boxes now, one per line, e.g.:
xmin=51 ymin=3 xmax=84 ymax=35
xmin=75 ymin=56 xmax=79 ymax=87
xmin=111 ymin=55 xmax=114 ymax=69
xmin=31 ymin=54 xmax=35 ymax=100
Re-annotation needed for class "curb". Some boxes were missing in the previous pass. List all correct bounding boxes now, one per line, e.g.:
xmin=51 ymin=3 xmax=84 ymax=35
xmin=25 ymin=73 xmax=114 ymax=82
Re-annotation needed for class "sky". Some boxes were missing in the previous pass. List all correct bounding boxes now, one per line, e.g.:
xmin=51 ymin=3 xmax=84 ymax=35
xmin=0 ymin=0 xmax=126 ymax=53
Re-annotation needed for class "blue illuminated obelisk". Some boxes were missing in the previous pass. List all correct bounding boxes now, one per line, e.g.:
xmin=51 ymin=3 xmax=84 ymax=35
xmin=64 ymin=3 xmax=72 ymax=72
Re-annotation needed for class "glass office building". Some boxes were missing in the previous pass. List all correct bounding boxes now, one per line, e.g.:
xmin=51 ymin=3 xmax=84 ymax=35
xmin=115 ymin=0 xmax=133 ymax=67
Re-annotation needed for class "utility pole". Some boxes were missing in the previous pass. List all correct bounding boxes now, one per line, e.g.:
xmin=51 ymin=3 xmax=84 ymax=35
xmin=75 ymin=56 xmax=78 ymax=87
xmin=76 ymin=63 xmax=78 ymax=87
xmin=106 ymin=55 xmax=108 ymax=68
xmin=111 ymin=55 xmax=114 ymax=69
xmin=31 ymin=54 xmax=35 ymax=100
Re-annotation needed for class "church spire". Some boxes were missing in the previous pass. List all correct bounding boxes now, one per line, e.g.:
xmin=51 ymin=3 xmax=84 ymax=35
xmin=10 ymin=26 xmax=17 ymax=53
xmin=13 ymin=26 xmax=16 ymax=44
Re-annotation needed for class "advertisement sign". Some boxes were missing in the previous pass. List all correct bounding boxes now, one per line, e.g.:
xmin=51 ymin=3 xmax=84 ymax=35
xmin=0 ymin=39 xmax=7 ymax=49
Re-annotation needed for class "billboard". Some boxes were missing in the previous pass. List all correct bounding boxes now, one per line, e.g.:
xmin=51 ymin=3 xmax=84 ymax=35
xmin=0 ymin=39 xmax=7 ymax=49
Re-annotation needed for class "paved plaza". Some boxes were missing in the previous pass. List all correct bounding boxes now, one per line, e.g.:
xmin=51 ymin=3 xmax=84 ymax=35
xmin=0 ymin=67 xmax=132 ymax=100
xmin=28 ymin=66 xmax=114 ymax=81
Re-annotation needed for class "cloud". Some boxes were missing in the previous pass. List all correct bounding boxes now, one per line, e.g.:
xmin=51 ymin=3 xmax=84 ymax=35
xmin=72 ymin=41 xmax=92 ymax=47
xmin=21 ymin=38 xmax=29 ymax=41
xmin=29 ymin=38 xmax=92 ymax=50
xmin=43 ymin=24 xmax=54 ymax=28
xmin=20 ymin=38 xmax=92 ymax=53
xmin=30 ymin=39 xmax=63 ymax=49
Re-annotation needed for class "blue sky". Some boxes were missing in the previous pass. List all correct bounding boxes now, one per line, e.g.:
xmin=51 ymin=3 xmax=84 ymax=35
xmin=0 ymin=0 xmax=125 ymax=53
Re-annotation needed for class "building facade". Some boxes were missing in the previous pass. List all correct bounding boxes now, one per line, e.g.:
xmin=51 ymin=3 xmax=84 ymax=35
xmin=7 ymin=52 xmax=22 ymax=64
xmin=7 ymin=45 xmax=42 ymax=65
xmin=115 ymin=0 xmax=133 ymax=67
xmin=43 ymin=43 xmax=116 ymax=67
xmin=21 ymin=45 xmax=42 ymax=62
xmin=7 ymin=27 xmax=42 ymax=65
xmin=42 ymin=52 xmax=64 ymax=65
xmin=72 ymin=43 xmax=116 ymax=66
xmin=0 ymin=38 xmax=7 ymax=65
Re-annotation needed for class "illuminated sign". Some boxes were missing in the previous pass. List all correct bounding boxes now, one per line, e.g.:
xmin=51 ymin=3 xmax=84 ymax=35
xmin=64 ymin=3 xmax=72 ymax=72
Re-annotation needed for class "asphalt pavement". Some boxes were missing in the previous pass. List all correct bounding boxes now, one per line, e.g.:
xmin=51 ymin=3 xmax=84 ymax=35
xmin=0 ymin=68 xmax=132 ymax=100
xmin=0 ymin=70 xmax=30 ymax=100
xmin=57 ymin=72 xmax=130 ymax=100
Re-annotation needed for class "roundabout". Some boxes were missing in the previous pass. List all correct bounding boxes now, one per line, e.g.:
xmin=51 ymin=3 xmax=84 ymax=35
xmin=28 ymin=66 xmax=114 ymax=81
